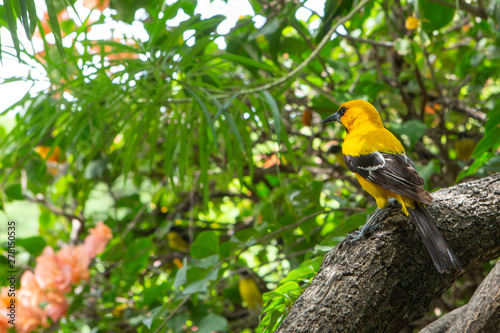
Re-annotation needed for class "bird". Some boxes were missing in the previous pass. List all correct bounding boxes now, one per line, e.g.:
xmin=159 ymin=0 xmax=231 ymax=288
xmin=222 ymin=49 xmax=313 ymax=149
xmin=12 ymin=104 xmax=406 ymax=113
xmin=321 ymin=99 xmax=463 ymax=273
xmin=167 ymin=227 xmax=190 ymax=252
xmin=238 ymin=271 xmax=264 ymax=313
xmin=454 ymin=138 xmax=476 ymax=161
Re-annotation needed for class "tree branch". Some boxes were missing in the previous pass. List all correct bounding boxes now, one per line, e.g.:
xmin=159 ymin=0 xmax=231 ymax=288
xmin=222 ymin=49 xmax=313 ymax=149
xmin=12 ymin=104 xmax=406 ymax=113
xmin=277 ymin=173 xmax=500 ymax=332
xmin=420 ymin=260 xmax=500 ymax=332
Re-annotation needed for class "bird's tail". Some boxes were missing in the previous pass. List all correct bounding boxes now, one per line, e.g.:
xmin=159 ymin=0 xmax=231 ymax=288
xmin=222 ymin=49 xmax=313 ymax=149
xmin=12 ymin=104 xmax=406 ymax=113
xmin=407 ymin=203 xmax=463 ymax=273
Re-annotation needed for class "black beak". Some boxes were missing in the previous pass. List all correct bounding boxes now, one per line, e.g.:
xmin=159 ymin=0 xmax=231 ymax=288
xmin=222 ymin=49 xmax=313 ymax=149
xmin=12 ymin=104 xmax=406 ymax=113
xmin=321 ymin=112 xmax=341 ymax=124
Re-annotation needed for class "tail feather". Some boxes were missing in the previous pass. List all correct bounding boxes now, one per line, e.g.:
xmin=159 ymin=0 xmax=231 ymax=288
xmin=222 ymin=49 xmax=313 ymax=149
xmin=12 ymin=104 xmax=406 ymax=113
xmin=407 ymin=204 xmax=463 ymax=273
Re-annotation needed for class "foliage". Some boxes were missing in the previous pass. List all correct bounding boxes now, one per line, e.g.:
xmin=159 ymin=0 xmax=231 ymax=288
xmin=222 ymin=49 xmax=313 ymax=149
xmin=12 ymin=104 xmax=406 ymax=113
xmin=0 ymin=0 xmax=499 ymax=332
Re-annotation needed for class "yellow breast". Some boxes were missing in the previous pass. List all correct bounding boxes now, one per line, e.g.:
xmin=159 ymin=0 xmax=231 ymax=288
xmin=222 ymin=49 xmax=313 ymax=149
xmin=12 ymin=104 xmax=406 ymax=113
xmin=238 ymin=278 xmax=263 ymax=311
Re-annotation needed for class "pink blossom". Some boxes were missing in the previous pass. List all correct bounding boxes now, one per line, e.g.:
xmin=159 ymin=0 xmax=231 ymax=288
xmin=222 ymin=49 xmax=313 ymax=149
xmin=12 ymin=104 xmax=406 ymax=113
xmin=83 ymin=221 xmax=113 ymax=258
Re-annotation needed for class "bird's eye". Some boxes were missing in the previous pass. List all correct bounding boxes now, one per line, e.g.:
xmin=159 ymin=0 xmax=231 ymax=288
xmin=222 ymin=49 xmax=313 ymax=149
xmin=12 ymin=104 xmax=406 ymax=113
xmin=338 ymin=107 xmax=347 ymax=116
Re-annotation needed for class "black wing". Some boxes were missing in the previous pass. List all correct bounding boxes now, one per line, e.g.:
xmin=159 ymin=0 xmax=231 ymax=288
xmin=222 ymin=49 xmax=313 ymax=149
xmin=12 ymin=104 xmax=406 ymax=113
xmin=344 ymin=152 xmax=433 ymax=204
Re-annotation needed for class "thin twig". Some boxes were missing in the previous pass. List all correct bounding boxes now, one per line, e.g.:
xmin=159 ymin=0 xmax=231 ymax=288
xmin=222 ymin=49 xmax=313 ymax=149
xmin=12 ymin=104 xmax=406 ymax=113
xmin=154 ymin=295 xmax=191 ymax=333
xmin=342 ymin=34 xmax=394 ymax=47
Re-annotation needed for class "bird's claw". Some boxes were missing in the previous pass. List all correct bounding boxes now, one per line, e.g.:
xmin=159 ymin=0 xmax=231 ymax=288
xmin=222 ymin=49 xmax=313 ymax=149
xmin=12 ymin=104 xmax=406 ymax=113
xmin=346 ymin=223 xmax=381 ymax=243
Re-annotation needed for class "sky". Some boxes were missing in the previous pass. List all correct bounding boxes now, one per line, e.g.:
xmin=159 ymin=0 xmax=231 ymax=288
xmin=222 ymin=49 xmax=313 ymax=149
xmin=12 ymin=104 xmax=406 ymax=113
xmin=0 ymin=0 xmax=325 ymax=113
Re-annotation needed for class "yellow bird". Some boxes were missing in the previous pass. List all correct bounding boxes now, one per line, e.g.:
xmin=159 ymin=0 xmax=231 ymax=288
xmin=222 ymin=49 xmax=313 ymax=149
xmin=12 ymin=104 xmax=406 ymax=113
xmin=322 ymin=100 xmax=462 ymax=273
xmin=238 ymin=272 xmax=263 ymax=312
xmin=167 ymin=227 xmax=189 ymax=252
xmin=454 ymin=138 xmax=476 ymax=161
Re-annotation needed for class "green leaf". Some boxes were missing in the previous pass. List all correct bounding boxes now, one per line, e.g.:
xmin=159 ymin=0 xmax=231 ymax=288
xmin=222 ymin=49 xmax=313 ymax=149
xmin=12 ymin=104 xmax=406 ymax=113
xmin=142 ymin=306 xmax=162 ymax=329
xmin=19 ymin=0 xmax=31 ymax=40
xmin=279 ymin=265 xmax=316 ymax=286
xmin=473 ymin=106 xmax=500 ymax=157
xmin=473 ymin=128 xmax=500 ymax=158
xmin=173 ymin=262 xmax=188 ymax=288
xmin=197 ymin=314 xmax=229 ymax=333
xmin=45 ymin=0 xmax=66 ymax=59
xmin=123 ymin=237 xmax=152 ymax=275
xmin=191 ymin=231 xmax=219 ymax=259
xmin=419 ymin=0 xmax=455 ymax=32
xmin=275 ymin=281 xmax=301 ymax=295
xmin=261 ymin=91 xmax=281 ymax=143
xmin=4 ymin=0 xmax=21 ymax=59
xmin=456 ymin=152 xmax=494 ymax=182
xmin=17 ymin=237 xmax=46 ymax=256
xmin=186 ymin=267 xmax=207 ymax=282
xmin=4 ymin=184 xmax=24 ymax=200
xmin=183 ymin=279 xmax=208 ymax=295
xmin=198 ymin=115 xmax=210 ymax=207
xmin=220 ymin=107 xmax=245 ymax=151
xmin=188 ymin=89 xmax=218 ymax=149
xmin=390 ymin=120 xmax=427 ymax=148
xmin=116 ymin=194 xmax=141 ymax=208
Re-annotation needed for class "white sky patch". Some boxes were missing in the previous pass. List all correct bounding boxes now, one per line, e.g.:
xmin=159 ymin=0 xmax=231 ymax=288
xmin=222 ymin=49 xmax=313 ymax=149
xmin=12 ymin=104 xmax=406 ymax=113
xmin=166 ymin=8 xmax=190 ymax=27
xmin=182 ymin=29 xmax=196 ymax=46
xmin=195 ymin=0 xmax=254 ymax=20
xmin=295 ymin=7 xmax=312 ymax=22
xmin=196 ymin=0 xmax=255 ymax=36
xmin=304 ymin=0 xmax=325 ymax=16
xmin=214 ymin=36 xmax=227 ymax=50
xmin=309 ymin=17 xmax=321 ymax=32
xmin=252 ymin=15 xmax=267 ymax=29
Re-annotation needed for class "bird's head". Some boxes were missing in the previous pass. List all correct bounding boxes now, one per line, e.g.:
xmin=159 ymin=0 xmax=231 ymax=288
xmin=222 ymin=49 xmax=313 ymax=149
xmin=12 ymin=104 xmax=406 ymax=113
xmin=322 ymin=99 xmax=384 ymax=132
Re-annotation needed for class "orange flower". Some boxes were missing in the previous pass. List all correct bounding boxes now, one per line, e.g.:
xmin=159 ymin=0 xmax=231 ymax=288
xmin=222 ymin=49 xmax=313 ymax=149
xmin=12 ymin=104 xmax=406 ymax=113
xmin=34 ymin=145 xmax=66 ymax=175
xmin=34 ymin=247 xmax=72 ymax=293
xmin=19 ymin=272 xmax=45 ymax=307
xmin=57 ymin=245 xmax=91 ymax=284
xmin=34 ymin=146 xmax=64 ymax=163
xmin=17 ymin=274 xmax=49 ymax=333
xmin=44 ymin=291 xmax=68 ymax=322
xmin=17 ymin=301 xmax=49 ymax=333
xmin=83 ymin=221 xmax=113 ymax=258
xmin=262 ymin=154 xmax=287 ymax=169
xmin=0 ymin=287 xmax=15 ymax=332
xmin=19 ymin=271 xmax=69 ymax=323
xmin=424 ymin=104 xmax=436 ymax=114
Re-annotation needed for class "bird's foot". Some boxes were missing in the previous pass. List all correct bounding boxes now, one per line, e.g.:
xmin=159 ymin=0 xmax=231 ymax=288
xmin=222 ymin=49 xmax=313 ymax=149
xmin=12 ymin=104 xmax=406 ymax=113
xmin=346 ymin=209 xmax=385 ymax=242
xmin=346 ymin=199 xmax=399 ymax=242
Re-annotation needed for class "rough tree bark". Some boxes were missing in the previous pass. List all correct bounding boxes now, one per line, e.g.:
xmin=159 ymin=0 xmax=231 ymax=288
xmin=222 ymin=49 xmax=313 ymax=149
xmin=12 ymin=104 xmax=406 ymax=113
xmin=420 ymin=260 xmax=500 ymax=333
xmin=276 ymin=173 xmax=500 ymax=332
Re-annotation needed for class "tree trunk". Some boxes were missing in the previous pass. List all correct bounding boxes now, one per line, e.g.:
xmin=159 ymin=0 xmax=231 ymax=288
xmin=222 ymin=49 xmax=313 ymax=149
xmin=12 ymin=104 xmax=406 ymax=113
xmin=277 ymin=173 xmax=500 ymax=332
